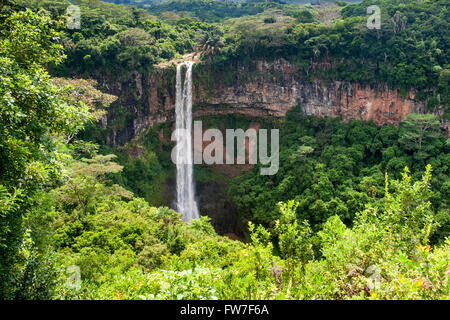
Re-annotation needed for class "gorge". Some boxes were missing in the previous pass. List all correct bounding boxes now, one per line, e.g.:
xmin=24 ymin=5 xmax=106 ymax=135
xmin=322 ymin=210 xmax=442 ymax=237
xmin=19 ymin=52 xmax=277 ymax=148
xmin=96 ymin=57 xmax=438 ymax=236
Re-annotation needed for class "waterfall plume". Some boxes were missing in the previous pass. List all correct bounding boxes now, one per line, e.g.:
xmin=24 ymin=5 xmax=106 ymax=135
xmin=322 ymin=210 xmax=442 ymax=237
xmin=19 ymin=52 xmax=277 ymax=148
xmin=174 ymin=61 xmax=199 ymax=222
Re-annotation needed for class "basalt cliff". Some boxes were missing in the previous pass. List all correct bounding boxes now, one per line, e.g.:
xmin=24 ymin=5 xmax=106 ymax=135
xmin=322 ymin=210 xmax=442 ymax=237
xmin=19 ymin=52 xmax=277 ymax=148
xmin=99 ymin=58 xmax=432 ymax=146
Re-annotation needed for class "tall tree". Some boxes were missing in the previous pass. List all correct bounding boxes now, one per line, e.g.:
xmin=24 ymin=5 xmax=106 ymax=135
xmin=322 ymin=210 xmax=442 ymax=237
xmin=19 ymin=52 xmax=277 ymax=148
xmin=0 ymin=9 xmax=89 ymax=298
xmin=399 ymin=113 xmax=441 ymax=161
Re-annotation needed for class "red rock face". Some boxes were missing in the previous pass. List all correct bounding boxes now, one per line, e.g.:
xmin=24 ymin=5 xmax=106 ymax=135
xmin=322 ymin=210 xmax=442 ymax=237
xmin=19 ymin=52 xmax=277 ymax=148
xmin=335 ymin=83 xmax=422 ymax=125
xmin=191 ymin=59 xmax=425 ymax=126
xmin=102 ymin=59 xmax=428 ymax=145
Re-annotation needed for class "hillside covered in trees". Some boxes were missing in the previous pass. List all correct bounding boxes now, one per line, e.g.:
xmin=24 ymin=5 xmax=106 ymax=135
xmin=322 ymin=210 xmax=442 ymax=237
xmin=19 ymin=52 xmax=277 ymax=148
xmin=0 ymin=0 xmax=448 ymax=301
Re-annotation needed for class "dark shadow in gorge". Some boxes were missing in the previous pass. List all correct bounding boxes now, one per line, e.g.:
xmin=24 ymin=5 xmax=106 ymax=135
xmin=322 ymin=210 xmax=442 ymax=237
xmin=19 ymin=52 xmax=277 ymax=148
xmin=167 ymin=177 xmax=246 ymax=241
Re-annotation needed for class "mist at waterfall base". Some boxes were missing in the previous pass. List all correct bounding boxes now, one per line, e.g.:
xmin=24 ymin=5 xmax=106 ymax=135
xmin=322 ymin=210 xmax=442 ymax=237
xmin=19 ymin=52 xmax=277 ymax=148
xmin=173 ymin=61 xmax=200 ymax=222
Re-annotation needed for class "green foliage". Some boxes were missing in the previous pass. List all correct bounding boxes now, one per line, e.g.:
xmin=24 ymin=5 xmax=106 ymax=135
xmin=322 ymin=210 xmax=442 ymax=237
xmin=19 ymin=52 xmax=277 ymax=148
xmin=228 ymin=108 xmax=449 ymax=244
xmin=109 ymin=123 xmax=174 ymax=206
xmin=18 ymin=0 xmax=219 ymax=76
xmin=301 ymin=166 xmax=449 ymax=299
xmin=51 ymin=166 xmax=448 ymax=300
xmin=134 ymin=0 xmax=277 ymax=23
xmin=52 ymin=154 xmax=131 ymax=219
xmin=399 ymin=113 xmax=441 ymax=161
xmin=275 ymin=200 xmax=313 ymax=282
xmin=0 ymin=8 xmax=93 ymax=298
xmin=209 ymin=0 xmax=449 ymax=106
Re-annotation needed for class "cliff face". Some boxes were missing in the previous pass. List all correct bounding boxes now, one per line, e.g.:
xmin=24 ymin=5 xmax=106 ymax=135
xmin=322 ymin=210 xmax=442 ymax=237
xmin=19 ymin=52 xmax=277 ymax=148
xmin=193 ymin=59 xmax=424 ymax=123
xmin=102 ymin=59 xmax=426 ymax=145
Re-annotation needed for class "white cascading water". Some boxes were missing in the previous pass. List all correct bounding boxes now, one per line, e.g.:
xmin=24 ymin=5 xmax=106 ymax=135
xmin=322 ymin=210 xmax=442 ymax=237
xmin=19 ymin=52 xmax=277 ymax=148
xmin=175 ymin=61 xmax=199 ymax=221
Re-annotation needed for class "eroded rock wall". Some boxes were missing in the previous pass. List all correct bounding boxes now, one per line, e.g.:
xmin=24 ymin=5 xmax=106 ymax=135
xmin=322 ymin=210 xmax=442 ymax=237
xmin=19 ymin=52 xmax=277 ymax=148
xmin=101 ymin=58 xmax=426 ymax=146
xmin=192 ymin=59 xmax=424 ymax=126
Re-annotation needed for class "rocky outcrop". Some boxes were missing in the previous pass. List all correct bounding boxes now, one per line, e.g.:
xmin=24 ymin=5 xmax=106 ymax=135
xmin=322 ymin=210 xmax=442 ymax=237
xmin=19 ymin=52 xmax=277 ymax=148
xmin=102 ymin=58 xmax=426 ymax=145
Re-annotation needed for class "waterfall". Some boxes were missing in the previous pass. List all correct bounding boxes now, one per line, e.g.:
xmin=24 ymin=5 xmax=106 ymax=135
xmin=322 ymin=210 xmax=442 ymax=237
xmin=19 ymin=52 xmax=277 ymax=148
xmin=175 ymin=61 xmax=199 ymax=221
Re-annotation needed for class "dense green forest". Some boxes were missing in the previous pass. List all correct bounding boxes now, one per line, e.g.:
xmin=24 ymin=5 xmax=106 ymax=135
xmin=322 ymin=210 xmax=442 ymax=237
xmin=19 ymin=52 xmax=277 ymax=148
xmin=31 ymin=0 xmax=449 ymax=121
xmin=22 ymin=0 xmax=450 ymax=110
xmin=0 ymin=0 xmax=449 ymax=300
